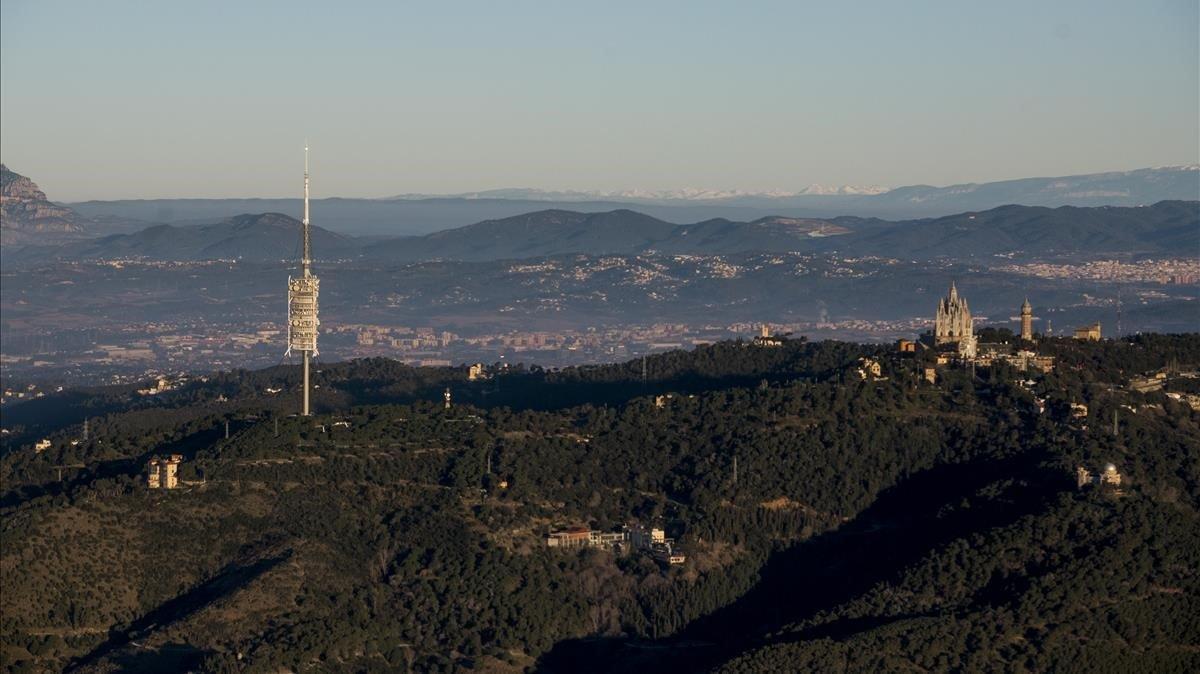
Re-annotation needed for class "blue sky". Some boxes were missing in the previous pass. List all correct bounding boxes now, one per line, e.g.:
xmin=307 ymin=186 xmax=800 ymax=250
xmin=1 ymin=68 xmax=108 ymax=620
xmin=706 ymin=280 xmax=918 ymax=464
xmin=2 ymin=0 xmax=1197 ymax=200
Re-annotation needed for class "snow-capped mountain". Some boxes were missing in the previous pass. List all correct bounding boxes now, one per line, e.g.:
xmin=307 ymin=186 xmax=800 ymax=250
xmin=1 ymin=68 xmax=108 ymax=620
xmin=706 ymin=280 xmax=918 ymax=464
xmin=383 ymin=186 xmax=890 ymax=203
xmin=382 ymin=166 xmax=1197 ymax=209
xmin=796 ymin=184 xmax=890 ymax=196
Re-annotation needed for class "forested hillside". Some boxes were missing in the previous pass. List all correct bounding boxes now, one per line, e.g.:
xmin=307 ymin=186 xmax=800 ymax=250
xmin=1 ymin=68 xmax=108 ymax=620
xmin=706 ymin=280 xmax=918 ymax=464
xmin=1 ymin=335 xmax=1198 ymax=672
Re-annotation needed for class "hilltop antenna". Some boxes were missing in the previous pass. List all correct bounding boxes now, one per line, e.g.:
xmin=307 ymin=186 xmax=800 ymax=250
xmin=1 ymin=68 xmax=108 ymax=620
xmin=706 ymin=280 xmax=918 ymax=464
xmin=286 ymin=143 xmax=320 ymax=416
xmin=302 ymin=142 xmax=311 ymax=274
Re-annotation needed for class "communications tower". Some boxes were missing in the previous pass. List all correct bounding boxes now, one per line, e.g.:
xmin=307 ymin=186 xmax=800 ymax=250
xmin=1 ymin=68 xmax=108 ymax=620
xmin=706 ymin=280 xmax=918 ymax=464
xmin=286 ymin=145 xmax=320 ymax=415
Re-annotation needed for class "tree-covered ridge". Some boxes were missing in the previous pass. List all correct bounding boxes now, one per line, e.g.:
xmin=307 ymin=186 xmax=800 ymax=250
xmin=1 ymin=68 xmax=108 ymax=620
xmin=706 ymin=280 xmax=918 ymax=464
xmin=1 ymin=335 xmax=1197 ymax=672
xmin=714 ymin=496 xmax=1200 ymax=673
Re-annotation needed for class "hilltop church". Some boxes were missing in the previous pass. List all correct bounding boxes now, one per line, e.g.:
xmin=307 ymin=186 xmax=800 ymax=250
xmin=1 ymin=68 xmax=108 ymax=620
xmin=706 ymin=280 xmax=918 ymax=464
xmin=928 ymin=282 xmax=977 ymax=358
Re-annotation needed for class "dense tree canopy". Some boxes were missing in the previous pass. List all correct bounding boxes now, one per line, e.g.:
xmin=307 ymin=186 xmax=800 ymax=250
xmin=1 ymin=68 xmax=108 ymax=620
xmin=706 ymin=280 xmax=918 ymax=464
xmin=1 ymin=335 xmax=1197 ymax=672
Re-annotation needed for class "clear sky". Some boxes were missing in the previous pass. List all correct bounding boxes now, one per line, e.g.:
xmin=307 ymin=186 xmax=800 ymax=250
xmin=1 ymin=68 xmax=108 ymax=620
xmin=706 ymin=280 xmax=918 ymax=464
xmin=2 ymin=0 xmax=1197 ymax=200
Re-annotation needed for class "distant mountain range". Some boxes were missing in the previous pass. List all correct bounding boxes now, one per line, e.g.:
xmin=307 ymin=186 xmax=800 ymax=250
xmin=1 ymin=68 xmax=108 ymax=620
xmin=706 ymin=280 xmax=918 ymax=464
xmin=59 ymin=165 xmax=1200 ymax=237
xmin=364 ymin=211 xmax=854 ymax=261
xmin=837 ymin=201 xmax=1200 ymax=259
xmin=383 ymin=166 xmax=1198 ymax=206
xmin=365 ymin=201 xmax=1197 ymax=262
xmin=7 ymin=201 xmax=1195 ymax=266
xmin=9 ymin=213 xmax=361 ymax=264
xmin=383 ymin=184 xmax=891 ymax=201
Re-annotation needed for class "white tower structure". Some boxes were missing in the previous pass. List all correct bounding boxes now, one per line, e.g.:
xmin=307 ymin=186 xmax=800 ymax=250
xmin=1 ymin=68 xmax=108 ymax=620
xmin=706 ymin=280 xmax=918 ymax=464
xmin=286 ymin=145 xmax=320 ymax=416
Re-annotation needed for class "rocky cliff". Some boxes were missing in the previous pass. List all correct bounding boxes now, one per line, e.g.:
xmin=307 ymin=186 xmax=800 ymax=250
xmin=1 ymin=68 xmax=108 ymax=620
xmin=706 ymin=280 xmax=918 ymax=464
xmin=1 ymin=165 xmax=89 ymax=244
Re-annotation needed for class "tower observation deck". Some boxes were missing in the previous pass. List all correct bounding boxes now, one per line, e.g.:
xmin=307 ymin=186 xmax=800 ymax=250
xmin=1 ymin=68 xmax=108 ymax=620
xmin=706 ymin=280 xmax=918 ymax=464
xmin=286 ymin=145 xmax=320 ymax=415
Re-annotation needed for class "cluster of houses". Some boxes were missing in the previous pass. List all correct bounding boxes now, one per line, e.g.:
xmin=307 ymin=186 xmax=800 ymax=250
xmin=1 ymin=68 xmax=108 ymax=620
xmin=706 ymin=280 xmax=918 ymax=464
xmin=137 ymin=375 xmax=184 ymax=396
xmin=545 ymin=523 xmax=686 ymax=565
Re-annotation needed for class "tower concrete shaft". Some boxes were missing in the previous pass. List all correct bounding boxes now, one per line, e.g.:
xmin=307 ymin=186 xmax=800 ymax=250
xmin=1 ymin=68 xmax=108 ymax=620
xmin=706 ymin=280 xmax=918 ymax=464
xmin=287 ymin=144 xmax=320 ymax=416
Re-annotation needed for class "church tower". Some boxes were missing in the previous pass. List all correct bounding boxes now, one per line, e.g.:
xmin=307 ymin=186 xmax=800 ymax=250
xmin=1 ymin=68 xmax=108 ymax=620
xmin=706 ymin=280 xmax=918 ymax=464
xmin=934 ymin=282 xmax=976 ymax=358
xmin=1020 ymin=298 xmax=1033 ymax=341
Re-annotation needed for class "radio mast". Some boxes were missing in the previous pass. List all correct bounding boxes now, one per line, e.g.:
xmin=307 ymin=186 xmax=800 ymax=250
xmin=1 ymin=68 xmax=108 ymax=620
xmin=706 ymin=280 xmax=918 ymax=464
xmin=302 ymin=143 xmax=311 ymax=278
xmin=286 ymin=144 xmax=320 ymax=415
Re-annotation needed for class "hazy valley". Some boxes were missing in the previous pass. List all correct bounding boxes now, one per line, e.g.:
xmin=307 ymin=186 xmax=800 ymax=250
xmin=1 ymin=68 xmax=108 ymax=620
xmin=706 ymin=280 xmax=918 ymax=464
xmin=2 ymin=163 xmax=1197 ymax=388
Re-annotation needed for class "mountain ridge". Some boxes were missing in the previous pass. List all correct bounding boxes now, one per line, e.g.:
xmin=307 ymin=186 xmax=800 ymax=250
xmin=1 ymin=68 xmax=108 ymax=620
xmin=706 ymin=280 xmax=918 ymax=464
xmin=59 ymin=165 xmax=1200 ymax=237
xmin=6 ymin=213 xmax=358 ymax=263
xmin=5 ymin=201 xmax=1196 ymax=266
xmin=381 ymin=165 xmax=1199 ymax=205
xmin=4 ymin=199 xmax=1195 ymax=265
xmin=0 ymin=164 xmax=91 ymax=245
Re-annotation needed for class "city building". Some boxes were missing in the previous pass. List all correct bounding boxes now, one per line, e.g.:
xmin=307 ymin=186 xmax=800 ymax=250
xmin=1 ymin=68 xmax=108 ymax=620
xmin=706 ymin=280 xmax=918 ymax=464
xmin=629 ymin=524 xmax=686 ymax=565
xmin=138 ymin=376 xmax=174 ymax=396
xmin=1076 ymin=463 xmax=1123 ymax=490
xmin=754 ymin=324 xmax=784 ymax=347
xmin=1020 ymin=298 xmax=1034 ymax=341
xmin=544 ymin=523 xmax=684 ymax=563
xmin=1074 ymin=323 xmax=1102 ymax=341
xmin=34 ymin=439 xmax=51 ymax=453
xmin=855 ymin=357 xmax=883 ymax=380
xmin=468 ymin=363 xmax=487 ymax=381
xmin=545 ymin=526 xmax=628 ymax=550
xmin=653 ymin=545 xmax=687 ymax=565
xmin=896 ymin=339 xmax=917 ymax=353
xmin=972 ymin=348 xmax=1055 ymax=373
xmin=147 ymin=454 xmax=183 ymax=489
xmin=923 ymin=367 xmax=938 ymax=384
xmin=629 ymin=525 xmax=665 ymax=549
xmin=1032 ymin=355 xmax=1056 ymax=373
xmin=546 ymin=527 xmax=596 ymax=549
xmin=931 ymin=282 xmax=977 ymax=358
xmin=591 ymin=531 xmax=628 ymax=547
xmin=1100 ymin=463 xmax=1122 ymax=487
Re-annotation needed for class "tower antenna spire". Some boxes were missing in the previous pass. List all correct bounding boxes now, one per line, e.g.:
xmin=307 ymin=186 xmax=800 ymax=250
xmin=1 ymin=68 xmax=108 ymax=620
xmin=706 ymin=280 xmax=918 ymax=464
xmin=302 ymin=142 xmax=311 ymax=277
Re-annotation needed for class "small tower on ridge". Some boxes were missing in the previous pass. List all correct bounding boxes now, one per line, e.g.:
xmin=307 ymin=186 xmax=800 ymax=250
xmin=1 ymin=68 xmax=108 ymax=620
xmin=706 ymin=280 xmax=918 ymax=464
xmin=1020 ymin=298 xmax=1034 ymax=342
